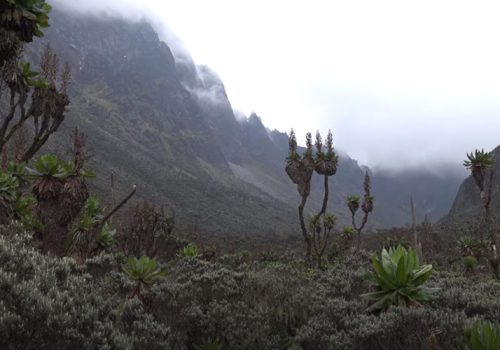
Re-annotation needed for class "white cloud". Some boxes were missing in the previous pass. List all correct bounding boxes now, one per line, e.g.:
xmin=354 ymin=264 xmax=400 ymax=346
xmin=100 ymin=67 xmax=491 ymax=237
xmin=52 ymin=0 xmax=500 ymax=171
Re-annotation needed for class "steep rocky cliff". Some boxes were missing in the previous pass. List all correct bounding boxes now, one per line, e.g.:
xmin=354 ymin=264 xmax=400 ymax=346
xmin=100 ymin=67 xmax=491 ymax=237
xmin=27 ymin=8 xmax=463 ymax=236
xmin=445 ymin=146 xmax=500 ymax=226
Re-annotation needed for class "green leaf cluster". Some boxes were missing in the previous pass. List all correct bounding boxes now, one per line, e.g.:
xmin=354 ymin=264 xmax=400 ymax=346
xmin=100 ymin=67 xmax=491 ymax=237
xmin=465 ymin=320 xmax=500 ymax=350
xmin=0 ymin=168 xmax=42 ymax=229
xmin=122 ymin=256 xmax=166 ymax=288
xmin=19 ymin=61 xmax=49 ymax=88
xmin=69 ymin=196 xmax=112 ymax=250
xmin=1 ymin=0 xmax=52 ymax=39
xmin=341 ymin=226 xmax=354 ymax=239
xmin=463 ymin=256 xmax=478 ymax=270
xmin=463 ymin=149 xmax=493 ymax=170
xmin=34 ymin=154 xmax=67 ymax=178
xmin=0 ymin=171 xmax=19 ymax=203
xmin=63 ymin=161 xmax=96 ymax=179
xmin=32 ymin=154 xmax=94 ymax=179
xmin=362 ymin=245 xmax=439 ymax=312
xmin=96 ymin=223 xmax=115 ymax=250
xmin=181 ymin=243 xmax=200 ymax=259
xmin=457 ymin=236 xmax=487 ymax=256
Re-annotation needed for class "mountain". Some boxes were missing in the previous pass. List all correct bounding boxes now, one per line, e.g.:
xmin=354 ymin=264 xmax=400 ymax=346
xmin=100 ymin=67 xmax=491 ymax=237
xmin=372 ymin=169 xmax=463 ymax=226
xmin=444 ymin=146 xmax=500 ymax=227
xmin=28 ymin=8 xmax=463 ymax=236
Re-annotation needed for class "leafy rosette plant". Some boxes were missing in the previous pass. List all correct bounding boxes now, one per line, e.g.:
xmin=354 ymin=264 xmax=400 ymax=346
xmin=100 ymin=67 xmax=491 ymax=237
xmin=314 ymin=130 xmax=338 ymax=176
xmin=68 ymin=196 xmax=101 ymax=236
xmin=0 ymin=0 xmax=52 ymax=42
xmin=465 ymin=320 xmax=500 ymax=350
xmin=347 ymin=195 xmax=360 ymax=215
xmin=6 ymin=161 xmax=30 ymax=183
xmin=32 ymin=154 xmax=67 ymax=199
xmin=285 ymin=130 xmax=314 ymax=197
xmin=463 ymin=149 xmax=493 ymax=193
xmin=457 ymin=236 xmax=487 ymax=257
xmin=0 ymin=171 xmax=19 ymax=204
xmin=285 ymin=129 xmax=302 ymax=183
xmin=181 ymin=243 xmax=200 ymax=259
xmin=96 ymin=223 xmax=115 ymax=251
xmin=361 ymin=195 xmax=374 ymax=213
xmin=362 ymin=245 xmax=439 ymax=312
xmin=122 ymin=256 xmax=166 ymax=298
xmin=0 ymin=170 xmax=19 ymax=223
xmin=341 ymin=226 xmax=355 ymax=240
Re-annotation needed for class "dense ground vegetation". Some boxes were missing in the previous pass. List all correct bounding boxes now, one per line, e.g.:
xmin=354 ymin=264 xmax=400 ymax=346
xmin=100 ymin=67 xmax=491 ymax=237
xmin=1 ymin=2 xmax=500 ymax=349
xmin=1 ymin=223 xmax=500 ymax=349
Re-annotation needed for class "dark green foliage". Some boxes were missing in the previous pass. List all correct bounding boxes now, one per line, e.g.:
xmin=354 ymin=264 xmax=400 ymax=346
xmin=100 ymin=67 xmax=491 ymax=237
xmin=19 ymin=60 xmax=49 ymax=88
xmin=457 ymin=236 xmax=487 ymax=257
xmin=464 ymin=149 xmax=493 ymax=172
xmin=122 ymin=256 xmax=166 ymax=298
xmin=381 ymin=235 xmax=410 ymax=250
xmin=362 ymin=245 xmax=439 ymax=312
xmin=0 ymin=168 xmax=40 ymax=228
xmin=347 ymin=195 xmax=360 ymax=214
xmin=0 ymin=171 xmax=18 ymax=203
xmin=465 ymin=321 xmax=500 ymax=350
xmin=69 ymin=196 xmax=113 ymax=254
xmin=181 ymin=243 xmax=199 ymax=259
xmin=463 ymin=256 xmax=478 ymax=272
xmin=34 ymin=154 xmax=66 ymax=177
xmin=0 ymin=0 xmax=51 ymax=41
xmin=341 ymin=226 xmax=355 ymax=240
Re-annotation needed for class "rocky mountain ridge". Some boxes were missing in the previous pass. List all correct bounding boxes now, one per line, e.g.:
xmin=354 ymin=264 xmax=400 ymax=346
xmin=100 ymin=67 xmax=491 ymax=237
xmin=30 ymin=8 xmax=464 ymax=235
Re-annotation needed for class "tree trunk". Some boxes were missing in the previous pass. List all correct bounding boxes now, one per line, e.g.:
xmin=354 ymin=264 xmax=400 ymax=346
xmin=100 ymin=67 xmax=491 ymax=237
xmin=298 ymin=195 xmax=312 ymax=265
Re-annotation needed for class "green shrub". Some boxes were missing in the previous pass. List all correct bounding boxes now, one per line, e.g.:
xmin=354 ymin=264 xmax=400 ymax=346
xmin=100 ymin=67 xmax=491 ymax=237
xmin=457 ymin=236 xmax=487 ymax=257
xmin=68 ymin=196 xmax=113 ymax=254
xmin=181 ymin=243 xmax=199 ymax=259
xmin=382 ymin=236 xmax=410 ymax=250
xmin=464 ymin=256 xmax=478 ymax=271
xmin=122 ymin=256 xmax=166 ymax=298
xmin=362 ymin=245 xmax=439 ymax=312
xmin=34 ymin=154 xmax=66 ymax=178
xmin=0 ymin=171 xmax=18 ymax=202
xmin=465 ymin=320 xmax=500 ymax=350
xmin=341 ymin=226 xmax=354 ymax=239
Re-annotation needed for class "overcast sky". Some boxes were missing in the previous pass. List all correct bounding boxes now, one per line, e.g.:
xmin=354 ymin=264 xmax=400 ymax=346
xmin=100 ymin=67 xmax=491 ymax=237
xmin=54 ymin=0 xmax=500 ymax=174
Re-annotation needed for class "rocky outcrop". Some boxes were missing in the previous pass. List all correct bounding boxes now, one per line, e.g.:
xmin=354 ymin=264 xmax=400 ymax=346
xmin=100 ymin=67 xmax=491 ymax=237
xmin=445 ymin=146 xmax=500 ymax=225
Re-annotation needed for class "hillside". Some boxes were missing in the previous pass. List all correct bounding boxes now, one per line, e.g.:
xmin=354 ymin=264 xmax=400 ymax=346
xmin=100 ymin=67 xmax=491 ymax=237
xmin=444 ymin=146 xmax=500 ymax=229
xmin=28 ymin=8 xmax=463 ymax=235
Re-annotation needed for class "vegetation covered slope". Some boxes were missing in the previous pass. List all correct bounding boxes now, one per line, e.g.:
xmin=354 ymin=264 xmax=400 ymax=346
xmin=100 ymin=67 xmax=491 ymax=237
xmin=30 ymin=8 xmax=462 ymax=236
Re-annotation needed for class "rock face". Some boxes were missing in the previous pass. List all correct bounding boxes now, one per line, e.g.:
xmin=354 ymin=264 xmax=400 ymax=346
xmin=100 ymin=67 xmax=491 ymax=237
xmin=445 ymin=146 xmax=500 ymax=226
xmin=28 ymin=8 xmax=463 ymax=235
